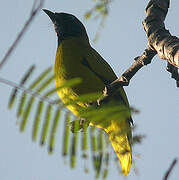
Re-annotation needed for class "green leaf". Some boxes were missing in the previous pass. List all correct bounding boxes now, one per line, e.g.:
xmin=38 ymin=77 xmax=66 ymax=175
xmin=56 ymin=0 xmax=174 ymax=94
xmin=8 ymin=65 xmax=35 ymax=109
xmin=40 ymin=104 xmax=52 ymax=145
xmin=90 ymin=127 xmax=101 ymax=177
xmin=98 ymin=130 xmax=103 ymax=152
xmin=84 ymin=11 xmax=92 ymax=19
xmin=20 ymin=97 xmax=35 ymax=132
xmin=102 ymin=136 xmax=110 ymax=179
xmin=62 ymin=112 xmax=71 ymax=156
xmin=81 ymin=128 xmax=88 ymax=157
xmin=91 ymin=127 xmax=97 ymax=152
xmin=48 ymin=108 xmax=61 ymax=153
xmin=20 ymin=74 xmax=54 ymax=131
xmin=29 ymin=67 xmax=52 ymax=89
xmin=32 ymin=101 xmax=44 ymax=141
xmin=43 ymin=78 xmax=82 ymax=97
xmin=37 ymin=75 xmax=54 ymax=93
xmin=7 ymin=62 xmax=139 ymax=179
xmin=95 ymin=130 xmax=103 ymax=178
xmin=20 ymin=65 xmax=35 ymax=84
xmin=17 ymin=93 xmax=27 ymax=118
xmin=95 ymin=3 xmax=105 ymax=12
xmin=17 ymin=67 xmax=52 ymax=117
xmin=70 ymin=119 xmax=79 ymax=168
xmin=103 ymin=152 xmax=109 ymax=179
xmin=71 ymin=92 xmax=102 ymax=104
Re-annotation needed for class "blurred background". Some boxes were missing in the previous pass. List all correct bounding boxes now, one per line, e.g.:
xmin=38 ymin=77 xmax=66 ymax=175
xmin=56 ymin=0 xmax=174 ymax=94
xmin=0 ymin=0 xmax=178 ymax=179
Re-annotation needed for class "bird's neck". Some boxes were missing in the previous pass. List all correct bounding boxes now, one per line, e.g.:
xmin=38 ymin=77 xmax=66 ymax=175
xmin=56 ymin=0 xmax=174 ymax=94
xmin=57 ymin=34 xmax=89 ymax=46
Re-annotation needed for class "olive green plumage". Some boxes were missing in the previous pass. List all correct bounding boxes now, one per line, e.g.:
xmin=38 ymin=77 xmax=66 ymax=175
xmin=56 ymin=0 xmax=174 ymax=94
xmin=44 ymin=9 xmax=132 ymax=176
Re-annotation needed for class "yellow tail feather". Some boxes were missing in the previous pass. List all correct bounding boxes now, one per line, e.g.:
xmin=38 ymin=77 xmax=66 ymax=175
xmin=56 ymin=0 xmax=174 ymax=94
xmin=110 ymin=136 xmax=132 ymax=176
xmin=118 ymin=152 xmax=132 ymax=176
xmin=106 ymin=120 xmax=132 ymax=176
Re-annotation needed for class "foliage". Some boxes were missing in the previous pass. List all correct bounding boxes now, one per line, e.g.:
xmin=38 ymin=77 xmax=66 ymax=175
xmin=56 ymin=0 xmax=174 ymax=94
xmin=8 ymin=65 xmax=144 ymax=178
xmin=84 ymin=0 xmax=112 ymax=42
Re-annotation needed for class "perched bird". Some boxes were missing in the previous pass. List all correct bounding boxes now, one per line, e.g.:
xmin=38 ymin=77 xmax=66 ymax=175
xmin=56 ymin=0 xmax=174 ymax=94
xmin=43 ymin=9 xmax=133 ymax=176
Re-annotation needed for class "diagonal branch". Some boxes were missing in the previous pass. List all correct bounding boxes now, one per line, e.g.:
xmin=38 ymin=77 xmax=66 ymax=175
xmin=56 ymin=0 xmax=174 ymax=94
xmin=0 ymin=0 xmax=45 ymax=70
xmin=97 ymin=48 xmax=157 ymax=105
xmin=163 ymin=158 xmax=177 ymax=180
xmin=97 ymin=0 xmax=178 ymax=104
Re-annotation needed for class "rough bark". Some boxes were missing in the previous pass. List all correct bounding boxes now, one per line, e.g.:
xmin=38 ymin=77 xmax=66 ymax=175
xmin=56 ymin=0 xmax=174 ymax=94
xmin=98 ymin=0 xmax=179 ymax=105
xmin=143 ymin=0 xmax=179 ymax=67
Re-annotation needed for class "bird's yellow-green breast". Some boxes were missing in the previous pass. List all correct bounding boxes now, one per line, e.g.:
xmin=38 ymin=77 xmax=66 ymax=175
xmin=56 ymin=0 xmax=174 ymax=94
xmin=54 ymin=37 xmax=105 ymax=117
xmin=44 ymin=9 xmax=132 ymax=176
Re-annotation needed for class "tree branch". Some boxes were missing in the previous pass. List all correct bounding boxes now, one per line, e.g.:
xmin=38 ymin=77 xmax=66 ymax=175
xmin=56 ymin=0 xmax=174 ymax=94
xmin=95 ymin=48 xmax=156 ymax=106
xmin=96 ymin=0 xmax=178 ymax=104
xmin=105 ymin=48 xmax=156 ymax=96
xmin=142 ymin=0 xmax=179 ymax=67
xmin=163 ymin=158 xmax=177 ymax=180
xmin=0 ymin=0 xmax=45 ymax=70
xmin=96 ymin=48 xmax=156 ymax=105
xmin=166 ymin=62 xmax=179 ymax=87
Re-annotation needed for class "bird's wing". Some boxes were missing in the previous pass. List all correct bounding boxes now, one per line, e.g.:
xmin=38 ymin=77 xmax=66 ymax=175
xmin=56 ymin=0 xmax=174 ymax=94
xmin=82 ymin=46 xmax=132 ymax=176
xmin=82 ymin=46 xmax=130 ymax=107
xmin=83 ymin=47 xmax=117 ymax=84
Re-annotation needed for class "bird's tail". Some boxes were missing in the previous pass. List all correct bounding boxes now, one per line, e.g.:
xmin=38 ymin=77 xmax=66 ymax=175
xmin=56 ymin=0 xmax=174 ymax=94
xmin=117 ymin=150 xmax=132 ymax=176
xmin=106 ymin=121 xmax=132 ymax=176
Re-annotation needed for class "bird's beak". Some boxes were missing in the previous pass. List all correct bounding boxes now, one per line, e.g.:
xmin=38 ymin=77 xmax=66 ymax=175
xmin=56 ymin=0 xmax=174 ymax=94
xmin=43 ymin=9 xmax=56 ymax=23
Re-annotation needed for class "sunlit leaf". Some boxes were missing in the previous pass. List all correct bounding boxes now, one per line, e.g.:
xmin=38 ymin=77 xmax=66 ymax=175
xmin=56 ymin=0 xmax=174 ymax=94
xmin=43 ymin=78 xmax=82 ymax=97
xmin=70 ymin=92 xmax=102 ymax=104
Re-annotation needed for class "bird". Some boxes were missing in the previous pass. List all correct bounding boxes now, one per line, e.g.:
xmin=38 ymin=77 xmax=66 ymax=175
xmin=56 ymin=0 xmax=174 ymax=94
xmin=43 ymin=9 xmax=133 ymax=176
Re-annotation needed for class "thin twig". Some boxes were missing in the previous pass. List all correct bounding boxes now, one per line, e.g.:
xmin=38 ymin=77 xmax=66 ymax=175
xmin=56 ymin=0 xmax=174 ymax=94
xmin=163 ymin=158 xmax=177 ymax=180
xmin=108 ymin=48 xmax=156 ymax=93
xmin=31 ymin=0 xmax=39 ymax=13
xmin=0 ymin=0 xmax=45 ymax=70
xmin=0 ymin=76 xmax=58 ymax=105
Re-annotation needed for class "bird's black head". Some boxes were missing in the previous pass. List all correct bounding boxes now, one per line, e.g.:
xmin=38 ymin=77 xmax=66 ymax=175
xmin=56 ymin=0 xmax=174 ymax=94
xmin=43 ymin=9 xmax=88 ymax=43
